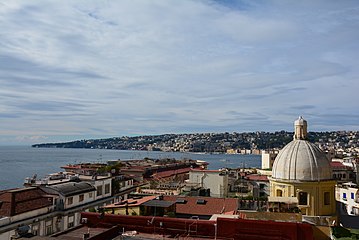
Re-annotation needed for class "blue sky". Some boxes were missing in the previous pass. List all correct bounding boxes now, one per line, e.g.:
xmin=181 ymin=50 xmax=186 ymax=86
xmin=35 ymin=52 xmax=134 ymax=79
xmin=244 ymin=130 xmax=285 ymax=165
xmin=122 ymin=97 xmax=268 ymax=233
xmin=0 ymin=0 xmax=358 ymax=145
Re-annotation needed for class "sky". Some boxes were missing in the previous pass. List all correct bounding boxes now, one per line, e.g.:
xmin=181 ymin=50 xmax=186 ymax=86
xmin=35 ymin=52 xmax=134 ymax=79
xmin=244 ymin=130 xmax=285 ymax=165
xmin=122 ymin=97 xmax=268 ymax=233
xmin=0 ymin=0 xmax=359 ymax=145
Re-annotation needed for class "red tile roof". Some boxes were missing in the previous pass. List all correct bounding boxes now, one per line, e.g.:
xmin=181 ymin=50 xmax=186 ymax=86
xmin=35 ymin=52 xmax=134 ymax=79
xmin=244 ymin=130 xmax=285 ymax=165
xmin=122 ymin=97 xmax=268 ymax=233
xmin=330 ymin=161 xmax=351 ymax=169
xmin=0 ymin=187 xmax=53 ymax=216
xmin=121 ymin=168 xmax=145 ymax=172
xmin=190 ymin=169 xmax=222 ymax=173
xmin=152 ymin=167 xmax=202 ymax=179
xmin=163 ymin=196 xmax=238 ymax=216
xmin=244 ymin=174 xmax=269 ymax=181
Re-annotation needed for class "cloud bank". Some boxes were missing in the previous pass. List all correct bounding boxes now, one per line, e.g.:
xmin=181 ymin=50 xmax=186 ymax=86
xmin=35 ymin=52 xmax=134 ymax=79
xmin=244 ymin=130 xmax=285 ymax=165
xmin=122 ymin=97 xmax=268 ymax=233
xmin=0 ymin=0 xmax=358 ymax=144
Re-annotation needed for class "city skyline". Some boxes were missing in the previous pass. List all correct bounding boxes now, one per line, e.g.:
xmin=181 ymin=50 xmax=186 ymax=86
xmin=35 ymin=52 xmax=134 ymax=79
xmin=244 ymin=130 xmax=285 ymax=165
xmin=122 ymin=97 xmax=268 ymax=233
xmin=1 ymin=0 xmax=359 ymax=145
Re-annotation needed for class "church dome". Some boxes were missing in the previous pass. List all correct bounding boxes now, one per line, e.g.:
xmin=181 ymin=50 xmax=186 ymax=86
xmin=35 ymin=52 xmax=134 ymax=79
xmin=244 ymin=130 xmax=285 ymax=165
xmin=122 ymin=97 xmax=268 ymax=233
xmin=271 ymin=140 xmax=332 ymax=181
xmin=271 ymin=117 xmax=332 ymax=182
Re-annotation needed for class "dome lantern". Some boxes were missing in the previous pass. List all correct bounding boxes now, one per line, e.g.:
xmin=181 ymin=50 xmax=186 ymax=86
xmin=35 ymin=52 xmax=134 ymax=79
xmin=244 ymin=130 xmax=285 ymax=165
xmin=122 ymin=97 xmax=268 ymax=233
xmin=294 ymin=116 xmax=307 ymax=140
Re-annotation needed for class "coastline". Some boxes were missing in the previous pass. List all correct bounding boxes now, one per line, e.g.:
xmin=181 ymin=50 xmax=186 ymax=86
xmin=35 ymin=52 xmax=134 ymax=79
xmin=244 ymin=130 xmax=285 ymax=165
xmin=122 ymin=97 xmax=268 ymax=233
xmin=0 ymin=146 xmax=261 ymax=190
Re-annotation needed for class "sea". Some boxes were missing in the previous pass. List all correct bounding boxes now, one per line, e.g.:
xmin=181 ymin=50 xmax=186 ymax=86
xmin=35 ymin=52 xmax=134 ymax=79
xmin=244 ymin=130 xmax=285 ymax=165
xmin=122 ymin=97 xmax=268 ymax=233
xmin=0 ymin=146 xmax=260 ymax=190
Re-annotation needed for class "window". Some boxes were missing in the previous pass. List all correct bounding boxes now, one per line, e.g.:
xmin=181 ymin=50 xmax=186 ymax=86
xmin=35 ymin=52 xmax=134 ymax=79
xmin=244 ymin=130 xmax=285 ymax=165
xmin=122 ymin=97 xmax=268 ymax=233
xmin=89 ymin=192 xmax=93 ymax=198
xmin=343 ymin=193 xmax=347 ymax=200
xmin=79 ymin=194 xmax=84 ymax=202
xmin=176 ymin=199 xmax=187 ymax=204
xmin=298 ymin=192 xmax=308 ymax=205
xmin=45 ymin=220 xmax=52 ymax=235
xmin=46 ymin=225 xmax=52 ymax=235
xmin=67 ymin=197 xmax=73 ymax=205
xmin=351 ymin=192 xmax=355 ymax=199
xmin=32 ymin=224 xmax=39 ymax=236
xmin=276 ymin=189 xmax=283 ymax=197
xmin=324 ymin=192 xmax=330 ymax=205
xmin=96 ymin=186 xmax=103 ymax=197
xmin=105 ymin=184 xmax=110 ymax=194
xmin=68 ymin=215 xmax=74 ymax=228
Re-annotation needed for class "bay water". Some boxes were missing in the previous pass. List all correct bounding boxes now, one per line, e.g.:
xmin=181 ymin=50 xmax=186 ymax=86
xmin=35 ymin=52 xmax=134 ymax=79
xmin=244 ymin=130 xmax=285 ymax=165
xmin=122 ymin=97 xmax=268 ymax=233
xmin=0 ymin=146 xmax=260 ymax=190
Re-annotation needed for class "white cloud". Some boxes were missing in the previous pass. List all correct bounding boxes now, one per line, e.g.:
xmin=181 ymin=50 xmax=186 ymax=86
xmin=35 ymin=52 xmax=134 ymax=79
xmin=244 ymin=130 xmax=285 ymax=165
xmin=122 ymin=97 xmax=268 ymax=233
xmin=0 ymin=0 xmax=358 ymax=144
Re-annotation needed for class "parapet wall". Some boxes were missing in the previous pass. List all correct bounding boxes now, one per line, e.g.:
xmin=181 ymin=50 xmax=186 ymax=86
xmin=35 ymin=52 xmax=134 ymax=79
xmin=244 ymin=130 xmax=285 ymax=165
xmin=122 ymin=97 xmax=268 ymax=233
xmin=81 ymin=212 xmax=314 ymax=239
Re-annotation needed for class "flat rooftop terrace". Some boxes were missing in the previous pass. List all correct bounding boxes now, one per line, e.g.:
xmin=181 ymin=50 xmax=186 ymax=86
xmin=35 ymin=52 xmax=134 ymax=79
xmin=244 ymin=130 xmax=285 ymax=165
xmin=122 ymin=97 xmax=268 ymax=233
xmin=19 ymin=226 xmax=211 ymax=240
xmin=19 ymin=227 xmax=106 ymax=240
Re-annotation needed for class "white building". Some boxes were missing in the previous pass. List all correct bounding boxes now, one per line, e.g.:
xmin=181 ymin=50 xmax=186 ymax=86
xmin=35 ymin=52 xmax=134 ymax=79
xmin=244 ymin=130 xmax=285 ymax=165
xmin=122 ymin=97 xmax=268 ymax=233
xmin=42 ymin=182 xmax=96 ymax=210
xmin=1 ymin=173 xmax=133 ymax=240
xmin=331 ymin=160 xmax=356 ymax=183
xmin=40 ymin=182 xmax=97 ymax=232
xmin=187 ymin=169 xmax=229 ymax=198
xmin=78 ymin=175 xmax=112 ymax=200
xmin=261 ymin=150 xmax=278 ymax=169
xmin=336 ymin=183 xmax=359 ymax=216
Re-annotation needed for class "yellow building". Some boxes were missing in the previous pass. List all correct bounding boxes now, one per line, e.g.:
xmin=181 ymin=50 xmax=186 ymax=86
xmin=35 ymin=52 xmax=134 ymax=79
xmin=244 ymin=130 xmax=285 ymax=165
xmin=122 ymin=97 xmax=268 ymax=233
xmin=269 ymin=117 xmax=336 ymax=218
xmin=103 ymin=195 xmax=156 ymax=215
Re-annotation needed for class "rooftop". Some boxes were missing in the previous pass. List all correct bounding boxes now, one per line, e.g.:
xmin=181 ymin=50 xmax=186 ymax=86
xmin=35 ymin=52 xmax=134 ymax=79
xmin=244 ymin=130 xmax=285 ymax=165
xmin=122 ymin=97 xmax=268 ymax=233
xmin=330 ymin=161 xmax=352 ymax=169
xmin=0 ymin=187 xmax=53 ymax=217
xmin=152 ymin=167 xmax=201 ymax=179
xmin=190 ymin=169 xmax=223 ymax=173
xmin=141 ymin=199 xmax=175 ymax=208
xmin=23 ymin=226 xmax=109 ymax=240
xmin=43 ymin=182 xmax=95 ymax=197
xmin=104 ymin=195 xmax=157 ymax=209
xmin=163 ymin=196 xmax=238 ymax=216
xmin=244 ymin=174 xmax=269 ymax=181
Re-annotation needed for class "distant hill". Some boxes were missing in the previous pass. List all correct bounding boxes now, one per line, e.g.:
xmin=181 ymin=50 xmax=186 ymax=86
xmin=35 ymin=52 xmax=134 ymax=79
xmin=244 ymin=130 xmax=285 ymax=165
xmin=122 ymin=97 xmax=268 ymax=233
xmin=32 ymin=131 xmax=359 ymax=154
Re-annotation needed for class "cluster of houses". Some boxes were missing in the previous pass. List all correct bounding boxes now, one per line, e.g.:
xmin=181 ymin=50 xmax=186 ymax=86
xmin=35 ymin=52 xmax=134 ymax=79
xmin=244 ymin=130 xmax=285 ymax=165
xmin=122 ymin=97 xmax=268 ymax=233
xmin=0 ymin=166 xmax=127 ymax=239
xmin=1 ymin=153 xmax=358 ymax=239
xmin=0 ymin=159 xmax=205 ymax=239
xmin=0 ymin=155 xmax=282 ymax=239
xmin=1 ymin=118 xmax=359 ymax=239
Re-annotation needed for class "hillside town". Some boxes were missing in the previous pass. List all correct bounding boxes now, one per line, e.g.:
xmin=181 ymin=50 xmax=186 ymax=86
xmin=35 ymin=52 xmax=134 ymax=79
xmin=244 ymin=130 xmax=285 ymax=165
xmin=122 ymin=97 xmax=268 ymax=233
xmin=1 ymin=117 xmax=359 ymax=239
xmin=33 ymin=130 xmax=359 ymax=156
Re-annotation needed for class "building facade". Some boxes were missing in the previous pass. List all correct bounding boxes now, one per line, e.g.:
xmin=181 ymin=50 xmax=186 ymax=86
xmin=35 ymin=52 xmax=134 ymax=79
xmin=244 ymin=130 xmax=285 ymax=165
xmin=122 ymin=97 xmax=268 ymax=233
xmin=0 ymin=174 xmax=132 ymax=239
xmin=261 ymin=150 xmax=278 ymax=169
xmin=336 ymin=183 xmax=359 ymax=216
xmin=187 ymin=169 xmax=229 ymax=198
